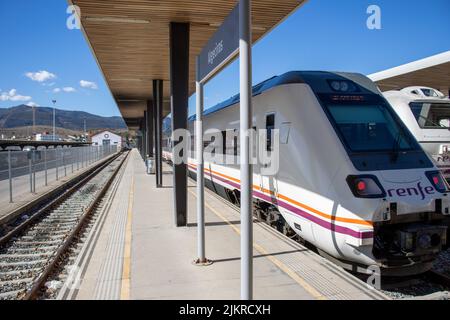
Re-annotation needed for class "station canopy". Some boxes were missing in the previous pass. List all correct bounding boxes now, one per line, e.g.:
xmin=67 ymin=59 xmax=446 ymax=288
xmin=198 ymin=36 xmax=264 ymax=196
xmin=70 ymin=0 xmax=307 ymax=129
xmin=369 ymin=51 xmax=450 ymax=93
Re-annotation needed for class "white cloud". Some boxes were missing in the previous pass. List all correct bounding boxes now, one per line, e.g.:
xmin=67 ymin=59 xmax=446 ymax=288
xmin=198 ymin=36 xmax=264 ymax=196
xmin=63 ymin=87 xmax=76 ymax=93
xmin=80 ymin=80 xmax=98 ymax=90
xmin=26 ymin=102 xmax=40 ymax=107
xmin=53 ymin=88 xmax=61 ymax=93
xmin=0 ymin=89 xmax=32 ymax=102
xmin=25 ymin=70 xmax=57 ymax=83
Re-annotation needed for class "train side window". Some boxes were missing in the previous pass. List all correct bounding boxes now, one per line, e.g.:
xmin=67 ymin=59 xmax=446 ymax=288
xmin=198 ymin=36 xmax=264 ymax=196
xmin=280 ymin=122 xmax=291 ymax=144
xmin=266 ymin=113 xmax=275 ymax=151
xmin=252 ymin=126 xmax=258 ymax=156
xmin=206 ymin=136 xmax=216 ymax=156
xmin=221 ymin=131 xmax=227 ymax=155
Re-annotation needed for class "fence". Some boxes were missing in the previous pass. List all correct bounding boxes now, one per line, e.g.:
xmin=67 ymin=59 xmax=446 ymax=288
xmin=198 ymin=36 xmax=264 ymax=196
xmin=0 ymin=145 xmax=118 ymax=205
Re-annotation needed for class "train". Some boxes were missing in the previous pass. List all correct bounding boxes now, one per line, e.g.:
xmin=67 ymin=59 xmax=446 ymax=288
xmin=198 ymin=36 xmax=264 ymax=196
xmin=163 ymin=71 xmax=449 ymax=276
xmin=384 ymin=87 xmax=450 ymax=179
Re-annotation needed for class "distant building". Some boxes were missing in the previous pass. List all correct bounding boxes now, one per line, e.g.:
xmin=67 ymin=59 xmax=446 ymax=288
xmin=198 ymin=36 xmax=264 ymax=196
xmin=91 ymin=130 xmax=122 ymax=149
xmin=36 ymin=134 xmax=62 ymax=141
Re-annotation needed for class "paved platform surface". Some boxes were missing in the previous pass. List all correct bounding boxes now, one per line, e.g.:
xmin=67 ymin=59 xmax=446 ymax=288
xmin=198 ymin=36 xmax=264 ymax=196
xmin=74 ymin=149 xmax=388 ymax=300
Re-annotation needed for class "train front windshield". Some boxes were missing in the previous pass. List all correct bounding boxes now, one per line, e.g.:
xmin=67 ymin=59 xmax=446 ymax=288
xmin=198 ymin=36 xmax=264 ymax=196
xmin=317 ymin=93 xmax=433 ymax=171
xmin=409 ymin=102 xmax=450 ymax=129
xmin=325 ymin=102 xmax=419 ymax=153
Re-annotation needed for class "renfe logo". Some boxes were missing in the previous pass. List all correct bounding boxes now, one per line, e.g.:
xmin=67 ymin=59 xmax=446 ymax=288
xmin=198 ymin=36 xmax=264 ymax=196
xmin=387 ymin=182 xmax=435 ymax=200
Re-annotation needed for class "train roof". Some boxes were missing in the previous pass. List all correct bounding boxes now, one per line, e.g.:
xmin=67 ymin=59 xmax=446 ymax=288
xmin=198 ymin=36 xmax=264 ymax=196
xmin=188 ymin=71 xmax=379 ymax=121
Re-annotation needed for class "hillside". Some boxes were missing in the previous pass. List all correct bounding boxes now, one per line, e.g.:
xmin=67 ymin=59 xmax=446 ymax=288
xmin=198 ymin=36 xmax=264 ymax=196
xmin=0 ymin=105 xmax=127 ymax=131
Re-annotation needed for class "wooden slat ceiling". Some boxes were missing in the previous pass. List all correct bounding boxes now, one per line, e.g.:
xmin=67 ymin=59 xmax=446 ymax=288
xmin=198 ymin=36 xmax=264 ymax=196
xmin=374 ymin=62 xmax=450 ymax=92
xmin=70 ymin=0 xmax=306 ymax=129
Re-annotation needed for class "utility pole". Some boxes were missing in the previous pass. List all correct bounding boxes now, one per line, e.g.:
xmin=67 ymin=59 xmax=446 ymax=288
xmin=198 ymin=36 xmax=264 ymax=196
xmin=52 ymin=100 xmax=56 ymax=141
xmin=32 ymin=106 xmax=36 ymax=140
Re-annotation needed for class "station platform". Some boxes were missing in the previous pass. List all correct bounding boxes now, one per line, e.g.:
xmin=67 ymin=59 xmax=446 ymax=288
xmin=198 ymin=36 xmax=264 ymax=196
xmin=69 ymin=149 xmax=388 ymax=300
xmin=0 ymin=154 xmax=115 ymax=225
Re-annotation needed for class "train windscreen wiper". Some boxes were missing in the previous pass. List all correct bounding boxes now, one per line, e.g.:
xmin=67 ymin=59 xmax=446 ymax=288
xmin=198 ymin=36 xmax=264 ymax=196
xmin=390 ymin=130 xmax=404 ymax=162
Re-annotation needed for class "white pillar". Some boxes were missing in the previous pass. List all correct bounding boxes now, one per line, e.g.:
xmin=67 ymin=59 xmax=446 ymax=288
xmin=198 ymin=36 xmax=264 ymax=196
xmin=239 ymin=0 xmax=253 ymax=301
xmin=195 ymin=57 xmax=206 ymax=264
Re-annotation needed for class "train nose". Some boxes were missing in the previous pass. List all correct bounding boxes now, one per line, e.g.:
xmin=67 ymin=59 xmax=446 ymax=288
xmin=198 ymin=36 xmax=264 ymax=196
xmin=379 ymin=170 xmax=422 ymax=184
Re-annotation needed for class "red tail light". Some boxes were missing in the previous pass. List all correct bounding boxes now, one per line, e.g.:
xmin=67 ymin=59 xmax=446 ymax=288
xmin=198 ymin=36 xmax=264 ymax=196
xmin=357 ymin=181 xmax=366 ymax=192
xmin=426 ymin=171 xmax=448 ymax=193
xmin=347 ymin=175 xmax=386 ymax=198
xmin=433 ymin=176 xmax=439 ymax=185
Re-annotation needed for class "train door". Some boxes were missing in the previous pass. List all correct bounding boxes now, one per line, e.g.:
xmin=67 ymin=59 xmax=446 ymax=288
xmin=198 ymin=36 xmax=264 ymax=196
xmin=202 ymin=132 xmax=216 ymax=192
xmin=259 ymin=112 xmax=279 ymax=204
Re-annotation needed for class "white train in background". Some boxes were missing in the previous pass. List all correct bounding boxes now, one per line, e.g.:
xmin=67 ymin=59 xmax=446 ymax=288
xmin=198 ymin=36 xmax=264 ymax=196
xmin=384 ymin=87 xmax=450 ymax=180
xmin=163 ymin=71 xmax=450 ymax=276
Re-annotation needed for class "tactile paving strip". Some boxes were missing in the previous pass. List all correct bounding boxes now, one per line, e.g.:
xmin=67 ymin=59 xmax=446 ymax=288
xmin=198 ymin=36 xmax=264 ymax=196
xmin=92 ymin=157 xmax=133 ymax=300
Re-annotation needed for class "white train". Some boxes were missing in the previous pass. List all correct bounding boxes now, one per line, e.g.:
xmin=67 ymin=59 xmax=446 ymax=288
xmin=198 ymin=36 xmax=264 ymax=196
xmin=163 ymin=71 xmax=449 ymax=276
xmin=384 ymin=87 xmax=450 ymax=179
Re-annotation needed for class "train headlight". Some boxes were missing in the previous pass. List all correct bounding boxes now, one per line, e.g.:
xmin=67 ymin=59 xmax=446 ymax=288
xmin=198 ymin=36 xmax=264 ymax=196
xmin=328 ymin=80 xmax=358 ymax=93
xmin=425 ymin=171 xmax=448 ymax=193
xmin=346 ymin=175 xmax=386 ymax=198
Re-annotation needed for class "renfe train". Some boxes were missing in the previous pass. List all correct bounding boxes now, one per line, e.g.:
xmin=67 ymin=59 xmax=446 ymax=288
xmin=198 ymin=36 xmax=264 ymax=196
xmin=163 ymin=71 xmax=450 ymax=276
xmin=384 ymin=87 xmax=450 ymax=180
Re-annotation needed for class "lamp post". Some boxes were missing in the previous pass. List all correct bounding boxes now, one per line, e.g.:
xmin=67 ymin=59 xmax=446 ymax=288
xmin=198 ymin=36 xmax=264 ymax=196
xmin=52 ymin=100 xmax=56 ymax=141
xmin=32 ymin=105 xmax=36 ymax=140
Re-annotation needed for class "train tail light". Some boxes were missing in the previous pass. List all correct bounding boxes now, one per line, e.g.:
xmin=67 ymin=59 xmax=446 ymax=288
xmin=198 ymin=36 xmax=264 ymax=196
xmin=426 ymin=171 xmax=448 ymax=193
xmin=346 ymin=175 xmax=386 ymax=198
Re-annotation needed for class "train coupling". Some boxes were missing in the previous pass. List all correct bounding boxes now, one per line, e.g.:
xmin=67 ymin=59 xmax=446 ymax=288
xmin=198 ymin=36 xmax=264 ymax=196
xmin=396 ymin=224 xmax=447 ymax=256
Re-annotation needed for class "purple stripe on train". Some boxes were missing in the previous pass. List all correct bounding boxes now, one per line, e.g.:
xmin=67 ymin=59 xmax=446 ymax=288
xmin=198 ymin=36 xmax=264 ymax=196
xmin=204 ymin=169 xmax=373 ymax=240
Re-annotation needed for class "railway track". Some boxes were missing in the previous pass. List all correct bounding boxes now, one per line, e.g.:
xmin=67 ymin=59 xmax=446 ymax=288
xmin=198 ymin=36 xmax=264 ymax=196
xmin=377 ymin=269 xmax=450 ymax=299
xmin=0 ymin=152 xmax=128 ymax=300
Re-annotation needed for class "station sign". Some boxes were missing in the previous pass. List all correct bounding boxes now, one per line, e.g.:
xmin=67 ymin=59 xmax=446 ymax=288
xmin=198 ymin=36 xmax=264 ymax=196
xmin=197 ymin=4 xmax=240 ymax=83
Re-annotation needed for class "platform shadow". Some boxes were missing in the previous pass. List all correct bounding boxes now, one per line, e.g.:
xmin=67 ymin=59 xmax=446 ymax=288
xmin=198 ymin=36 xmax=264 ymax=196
xmin=187 ymin=220 xmax=241 ymax=227
xmin=212 ymin=249 xmax=307 ymax=263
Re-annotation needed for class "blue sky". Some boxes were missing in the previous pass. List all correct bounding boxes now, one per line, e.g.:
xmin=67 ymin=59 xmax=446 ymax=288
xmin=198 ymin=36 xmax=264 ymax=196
xmin=0 ymin=0 xmax=449 ymax=118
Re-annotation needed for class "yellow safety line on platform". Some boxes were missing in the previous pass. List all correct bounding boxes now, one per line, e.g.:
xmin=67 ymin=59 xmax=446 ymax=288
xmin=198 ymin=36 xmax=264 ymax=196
xmin=188 ymin=189 xmax=326 ymax=300
xmin=120 ymin=176 xmax=134 ymax=300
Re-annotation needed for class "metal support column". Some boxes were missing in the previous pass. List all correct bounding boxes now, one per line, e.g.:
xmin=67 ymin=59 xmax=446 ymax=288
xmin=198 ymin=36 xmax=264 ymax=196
xmin=63 ymin=149 xmax=67 ymax=177
xmin=169 ymin=22 xmax=189 ymax=227
xmin=44 ymin=148 xmax=48 ymax=186
xmin=147 ymin=100 xmax=154 ymax=158
xmin=153 ymin=79 xmax=163 ymax=188
xmin=239 ymin=0 xmax=253 ymax=300
xmin=138 ymin=121 xmax=143 ymax=158
xmin=56 ymin=149 xmax=59 ymax=180
xmin=195 ymin=58 xmax=207 ymax=264
xmin=143 ymin=111 xmax=147 ymax=159
xmin=32 ymin=150 xmax=36 ymax=193
xmin=8 ymin=150 xmax=12 ymax=203
xmin=29 ymin=157 xmax=32 ymax=193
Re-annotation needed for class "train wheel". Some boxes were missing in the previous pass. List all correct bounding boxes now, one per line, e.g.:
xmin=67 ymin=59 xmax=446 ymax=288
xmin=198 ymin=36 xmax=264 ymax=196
xmin=283 ymin=223 xmax=296 ymax=237
xmin=255 ymin=210 xmax=266 ymax=222
xmin=266 ymin=210 xmax=278 ymax=228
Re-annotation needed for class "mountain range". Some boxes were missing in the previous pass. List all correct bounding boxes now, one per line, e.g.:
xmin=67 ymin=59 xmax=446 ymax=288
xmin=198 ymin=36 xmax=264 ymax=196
xmin=0 ymin=105 xmax=127 ymax=131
